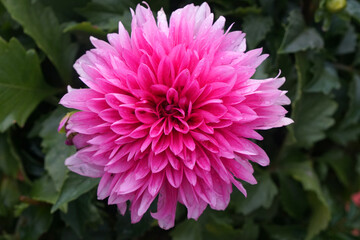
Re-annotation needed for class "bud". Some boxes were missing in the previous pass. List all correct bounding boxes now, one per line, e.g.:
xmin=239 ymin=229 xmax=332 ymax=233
xmin=57 ymin=111 xmax=76 ymax=133
xmin=326 ymin=0 xmax=346 ymax=12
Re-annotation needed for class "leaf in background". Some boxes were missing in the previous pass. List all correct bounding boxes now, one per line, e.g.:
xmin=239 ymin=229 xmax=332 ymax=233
xmin=39 ymin=107 xmax=75 ymax=191
xmin=264 ymin=225 xmax=305 ymax=240
xmin=345 ymin=0 xmax=360 ymax=23
xmin=305 ymin=63 xmax=340 ymax=95
xmin=203 ymin=220 xmax=241 ymax=240
xmin=284 ymin=161 xmax=331 ymax=240
xmin=279 ymin=174 xmax=308 ymax=219
xmin=287 ymin=52 xmax=307 ymax=122
xmin=77 ymin=0 xmax=134 ymax=31
xmin=30 ymin=174 xmax=59 ymax=204
xmin=0 ymin=133 xmax=26 ymax=179
xmin=16 ymin=205 xmax=53 ymax=240
xmin=278 ymin=10 xmax=324 ymax=54
xmin=284 ymin=161 xmax=325 ymax=202
xmin=318 ymin=150 xmax=353 ymax=187
xmin=170 ymin=219 xmax=202 ymax=240
xmin=60 ymin=193 xmax=102 ymax=238
xmin=38 ymin=0 xmax=89 ymax=22
xmin=51 ymin=172 xmax=99 ymax=213
xmin=114 ymin=208 xmax=154 ymax=239
xmin=237 ymin=221 xmax=259 ymax=240
xmin=291 ymin=93 xmax=337 ymax=148
xmin=336 ymin=25 xmax=357 ymax=55
xmin=307 ymin=193 xmax=331 ymax=240
xmin=242 ymin=15 xmax=273 ymax=49
xmin=0 ymin=38 xmax=55 ymax=132
xmin=331 ymin=74 xmax=360 ymax=145
xmin=0 ymin=178 xmax=20 ymax=216
xmin=234 ymin=173 xmax=278 ymax=215
xmin=341 ymin=74 xmax=360 ymax=127
xmin=63 ymin=22 xmax=107 ymax=37
xmin=2 ymin=0 xmax=78 ymax=83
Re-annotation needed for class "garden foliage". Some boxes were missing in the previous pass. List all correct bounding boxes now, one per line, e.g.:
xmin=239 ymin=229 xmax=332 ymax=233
xmin=0 ymin=0 xmax=359 ymax=239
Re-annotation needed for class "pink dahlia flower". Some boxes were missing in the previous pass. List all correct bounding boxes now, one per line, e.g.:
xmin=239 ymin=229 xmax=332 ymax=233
xmin=59 ymin=2 xmax=292 ymax=229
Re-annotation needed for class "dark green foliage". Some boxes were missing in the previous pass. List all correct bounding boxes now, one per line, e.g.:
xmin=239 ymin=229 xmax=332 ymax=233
xmin=0 ymin=0 xmax=359 ymax=239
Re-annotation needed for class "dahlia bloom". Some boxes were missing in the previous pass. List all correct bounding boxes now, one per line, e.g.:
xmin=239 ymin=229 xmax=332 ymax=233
xmin=59 ymin=2 xmax=292 ymax=229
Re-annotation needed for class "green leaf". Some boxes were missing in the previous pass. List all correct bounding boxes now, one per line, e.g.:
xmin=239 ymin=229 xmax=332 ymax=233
xmin=2 ymin=0 xmax=78 ymax=82
xmin=284 ymin=161 xmax=331 ymax=240
xmin=305 ymin=63 xmax=340 ymax=95
xmin=114 ymin=207 xmax=153 ymax=239
xmin=318 ymin=150 xmax=353 ymax=187
xmin=0 ymin=233 xmax=18 ymax=240
xmin=279 ymin=10 xmax=323 ymax=54
xmin=284 ymin=161 xmax=325 ymax=203
xmin=63 ymin=21 xmax=107 ymax=37
xmin=288 ymin=52 xmax=307 ymax=114
xmin=291 ymin=93 xmax=337 ymax=148
xmin=0 ymin=38 xmax=55 ymax=131
xmin=51 ymin=172 xmax=99 ymax=213
xmin=39 ymin=107 xmax=75 ymax=191
xmin=341 ymin=74 xmax=360 ymax=127
xmin=345 ymin=0 xmax=360 ymax=23
xmin=237 ymin=221 xmax=259 ymax=240
xmin=0 ymin=178 xmax=20 ymax=216
xmin=38 ymin=0 xmax=89 ymax=22
xmin=0 ymin=133 xmax=26 ymax=179
xmin=307 ymin=193 xmax=331 ymax=240
xmin=330 ymin=125 xmax=360 ymax=145
xmin=336 ymin=25 xmax=357 ymax=55
xmin=60 ymin=193 xmax=102 ymax=238
xmin=242 ymin=15 xmax=273 ymax=49
xmin=264 ymin=225 xmax=306 ymax=240
xmin=234 ymin=172 xmax=278 ymax=215
xmin=171 ymin=219 xmax=202 ymax=240
xmin=16 ymin=205 xmax=53 ymax=240
xmin=330 ymin=74 xmax=360 ymax=145
xmin=77 ymin=0 xmax=133 ymax=31
xmin=279 ymin=174 xmax=308 ymax=219
xmin=223 ymin=6 xmax=262 ymax=17
xmin=356 ymin=155 xmax=360 ymax=176
xmin=30 ymin=174 xmax=59 ymax=204
xmin=203 ymin=220 xmax=240 ymax=240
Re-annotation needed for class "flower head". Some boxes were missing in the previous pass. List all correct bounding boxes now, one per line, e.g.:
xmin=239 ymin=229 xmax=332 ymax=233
xmin=60 ymin=2 xmax=292 ymax=229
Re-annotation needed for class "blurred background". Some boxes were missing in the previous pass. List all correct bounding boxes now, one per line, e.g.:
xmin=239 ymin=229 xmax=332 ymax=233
xmin=0 ymin=0 xmax=359 ymax=239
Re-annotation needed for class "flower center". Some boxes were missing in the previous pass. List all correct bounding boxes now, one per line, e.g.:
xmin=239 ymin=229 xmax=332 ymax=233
xmin=164 ymin=103 xmax=175 ymax=115
xmin=155 ymin=87 xmax=183 ymax=118
xmin=157 ymin=99 xmax=184 ymax=118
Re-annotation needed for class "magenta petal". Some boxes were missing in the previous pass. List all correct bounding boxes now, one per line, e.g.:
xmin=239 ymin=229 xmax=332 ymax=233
xmin=180 ymin=181 xmax=207 ymax=220
xmin=65 ymin=152 xmax=104 ymax=177
xmin=148 ymin=171 xmax=165 ymax=196
xmin=98 ymin=173 xmax=113 ymax=200
xmin=137 ymin=190 xmax=157 ymax=216
xmin=149 ymin=152 xmax=168 ymax=173
xmin=151 ymin=183 xmax=177 ymax=230
xmin=170 ymin=132 xmax=183 ymax=155
xmin=183 ymin=150 xmax=196 ymax=169
xmin=138 ymin=63 xmax=156 ymax=89
xmin=157 ymin=56 xmax=174 ymax=85
xmin=184 ymin=167 xmax=197 ymax=185
xmin=149 ymin=118 xmax=165 ymax=137
xmin=166 ymin=165 xmax=183 ymax=188
xmin=135 ymin=107 xmax=158 ymax=124
xmin=166 ymin=150 xmax=180 ymax=170
xmin=113 ymin=171 xmax=146 ymax=194
xmin=117 ymin=202 xmax=127 ymax=216
xmin=60 ymin=89 xmax=102 ymax=111
xmin=134 ymin=162 xmax=150 ymax=180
